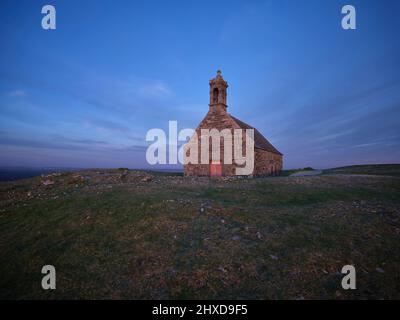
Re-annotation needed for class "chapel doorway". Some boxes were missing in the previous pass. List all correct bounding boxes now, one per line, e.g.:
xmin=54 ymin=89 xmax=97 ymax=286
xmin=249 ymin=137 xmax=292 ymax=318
xmin=210 ymin=162 xmax=222 ymax=177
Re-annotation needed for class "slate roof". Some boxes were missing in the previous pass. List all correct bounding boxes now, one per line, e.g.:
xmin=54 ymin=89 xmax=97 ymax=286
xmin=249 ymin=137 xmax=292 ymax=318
xmin=230 ymin=115 xmax=282 ymax=155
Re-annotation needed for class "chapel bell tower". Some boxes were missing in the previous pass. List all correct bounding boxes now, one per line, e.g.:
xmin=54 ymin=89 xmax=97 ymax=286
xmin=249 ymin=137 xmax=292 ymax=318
xmin=209 ymin=70 xmax=228 ymax=112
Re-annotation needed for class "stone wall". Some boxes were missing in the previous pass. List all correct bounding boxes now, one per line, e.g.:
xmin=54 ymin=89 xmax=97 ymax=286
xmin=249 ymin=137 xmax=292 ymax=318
xmin=184 ymin=148 xmax=283 ymax=177
xmin=253 ymin=149 xmax=283 ymax=176
xmin=184 ymin=106 xmax=239 ymax=176
xmin=183 ymin=94 xmax=283 ymax=177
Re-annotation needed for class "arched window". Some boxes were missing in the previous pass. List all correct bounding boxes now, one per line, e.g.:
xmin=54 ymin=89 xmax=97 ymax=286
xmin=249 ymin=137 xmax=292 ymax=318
xmin=212 ymin=88 xmax=219 ymax=104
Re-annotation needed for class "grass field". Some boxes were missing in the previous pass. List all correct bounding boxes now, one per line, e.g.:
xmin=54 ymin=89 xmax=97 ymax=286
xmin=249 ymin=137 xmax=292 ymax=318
xmin=0 ymin=165 xmax=399 ymax=299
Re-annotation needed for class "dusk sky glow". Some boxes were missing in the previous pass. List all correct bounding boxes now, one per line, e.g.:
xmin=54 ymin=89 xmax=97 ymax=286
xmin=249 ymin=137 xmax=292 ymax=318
xmin=0 ymin=0 xmax=399 ymax=169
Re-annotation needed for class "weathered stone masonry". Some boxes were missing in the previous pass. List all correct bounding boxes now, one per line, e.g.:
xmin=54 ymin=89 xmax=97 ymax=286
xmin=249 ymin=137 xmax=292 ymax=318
xmin=184 ymin=70 xmax=283 ymax=176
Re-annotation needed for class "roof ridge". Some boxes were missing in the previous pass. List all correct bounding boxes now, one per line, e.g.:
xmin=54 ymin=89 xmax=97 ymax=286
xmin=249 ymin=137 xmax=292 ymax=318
xmin=229 ymin=115 xmax=282 ymax=155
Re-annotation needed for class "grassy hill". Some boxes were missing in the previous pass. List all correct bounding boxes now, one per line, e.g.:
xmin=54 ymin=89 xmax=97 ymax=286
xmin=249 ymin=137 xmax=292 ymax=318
xmin=0 ymin=165 xmax=400 ymax=299
xmin=323 ymin=164 xmax=400 ymax=177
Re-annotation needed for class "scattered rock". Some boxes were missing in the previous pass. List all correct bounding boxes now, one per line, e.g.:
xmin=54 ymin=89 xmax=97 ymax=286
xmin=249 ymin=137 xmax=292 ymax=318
xmin=270 ymin=254 xmax=279 ymax=260
xmin=140 ymin=175 xmax=152 ymax=182
xmin=66 ymin=174 xmax=85 ymax=185
xmin=166 ymin=267 xmax=177 ymax=276
xmin=376 ymin=267 xmax=385 ymax=273
xmin=289 ymin=269 xmax=301 ymax=276
xmin=42 ymin=179 xmax=55 ymax=186
xmin=217 ymin=267 xmax=227 ymax=273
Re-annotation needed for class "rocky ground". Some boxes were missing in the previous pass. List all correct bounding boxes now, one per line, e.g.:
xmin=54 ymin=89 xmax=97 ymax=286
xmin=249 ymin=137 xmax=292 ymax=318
xmin=0 ymin=167 xmax=399 ymax=299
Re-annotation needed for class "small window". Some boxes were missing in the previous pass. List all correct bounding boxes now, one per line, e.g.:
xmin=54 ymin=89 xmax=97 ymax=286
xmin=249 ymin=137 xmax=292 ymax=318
xmin=212 ymin=88 xmax=219 ymax=104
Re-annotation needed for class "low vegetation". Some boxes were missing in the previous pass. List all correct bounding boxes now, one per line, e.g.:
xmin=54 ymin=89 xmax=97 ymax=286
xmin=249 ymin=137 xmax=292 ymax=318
xmin=279 ymin=167 xmax=315 ymax=176
xmin=0 ymin=165 xmax=399 ymax=299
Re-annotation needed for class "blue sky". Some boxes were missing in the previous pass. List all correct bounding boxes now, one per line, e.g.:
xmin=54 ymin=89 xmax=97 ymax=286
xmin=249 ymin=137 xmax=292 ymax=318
xmin=0 ymin=0 xmax=399 ymax=169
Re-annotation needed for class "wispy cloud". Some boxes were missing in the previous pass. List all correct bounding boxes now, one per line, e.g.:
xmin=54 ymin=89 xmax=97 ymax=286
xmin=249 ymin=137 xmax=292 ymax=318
xmin=136 ymin=81 xmax=172 ymax=98
xmin=0 ymin=132 xmax=147 ymax=154
xmin=84 ymin=118 xmax=130 ymax=133
xmin=8 ymin=90 xmax=26 ymax=97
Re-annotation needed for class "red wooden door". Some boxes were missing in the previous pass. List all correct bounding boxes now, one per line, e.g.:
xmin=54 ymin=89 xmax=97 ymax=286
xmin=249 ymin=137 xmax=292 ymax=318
xmin=210 ymin=162 xmax=222 ymax=177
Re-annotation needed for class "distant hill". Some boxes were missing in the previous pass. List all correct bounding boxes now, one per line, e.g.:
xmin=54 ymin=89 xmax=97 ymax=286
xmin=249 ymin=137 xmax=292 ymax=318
xmin=0 ymin=167 xmax=183 ymax=182
xmin=0 ymin=167 xmax=80 ymax=182
xmin=323 ymin=164 xmax=400 ymax=177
